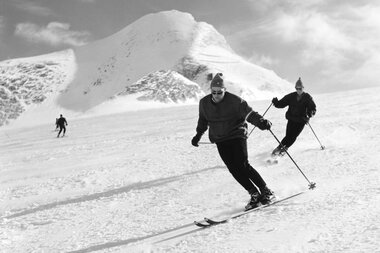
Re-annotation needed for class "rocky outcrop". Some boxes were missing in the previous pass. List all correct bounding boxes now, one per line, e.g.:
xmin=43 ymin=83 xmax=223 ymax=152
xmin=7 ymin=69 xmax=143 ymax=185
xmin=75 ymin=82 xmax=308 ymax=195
xmin=117 ymin=70 xmax=204 ymax=103
xmin=0 ymin=61 xmax=67 ymax=126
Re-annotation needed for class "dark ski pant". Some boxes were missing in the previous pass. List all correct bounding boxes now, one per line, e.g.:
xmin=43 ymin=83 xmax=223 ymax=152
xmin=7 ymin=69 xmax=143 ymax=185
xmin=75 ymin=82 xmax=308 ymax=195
xmin=57 ymin=125 xmax=66 ymax=136
xmin=216 ymin=138 xmax=266 ymax=194
xmin=281 ymin=120 xmax=306 ymax=148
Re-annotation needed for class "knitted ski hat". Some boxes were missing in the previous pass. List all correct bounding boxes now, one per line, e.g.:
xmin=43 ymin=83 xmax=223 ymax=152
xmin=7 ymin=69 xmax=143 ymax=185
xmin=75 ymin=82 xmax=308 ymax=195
xmin=210 ymin=73 xmax=225 ymax=88
xmin=295 ymin=77 xmax=304 ymax=88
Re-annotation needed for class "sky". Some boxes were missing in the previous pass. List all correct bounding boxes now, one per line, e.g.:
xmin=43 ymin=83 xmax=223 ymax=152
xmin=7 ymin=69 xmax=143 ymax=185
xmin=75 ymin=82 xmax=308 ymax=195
xmin=1 ymin=0 xmax=380 ymax=93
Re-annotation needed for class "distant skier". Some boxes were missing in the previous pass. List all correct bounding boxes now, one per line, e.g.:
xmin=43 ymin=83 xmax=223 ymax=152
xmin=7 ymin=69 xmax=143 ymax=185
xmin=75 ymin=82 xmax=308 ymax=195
xmin=191 ymin=73 xmax=275 ymax=210
xmin=56 ymin=114 xmax=68 ymax=138
xmin=271 ymin=77 xmax=316 ymax=156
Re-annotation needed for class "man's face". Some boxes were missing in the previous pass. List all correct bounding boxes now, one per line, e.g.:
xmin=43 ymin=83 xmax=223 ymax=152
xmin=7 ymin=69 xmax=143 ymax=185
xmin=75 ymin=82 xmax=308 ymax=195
xmin=295 ymin=86 xmax=304 ymax=95
xmin=211 ymin=87 xmax=226 ymax=103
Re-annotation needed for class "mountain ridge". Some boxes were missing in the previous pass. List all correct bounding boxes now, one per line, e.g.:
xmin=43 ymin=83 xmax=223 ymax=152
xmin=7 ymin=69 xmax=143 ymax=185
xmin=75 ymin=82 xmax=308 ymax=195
xmin=0 ymin=10 xmax=292 ymax=127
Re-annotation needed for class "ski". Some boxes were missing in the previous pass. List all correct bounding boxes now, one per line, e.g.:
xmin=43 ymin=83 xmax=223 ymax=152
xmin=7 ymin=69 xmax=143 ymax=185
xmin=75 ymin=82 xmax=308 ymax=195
xmin=194 ymin=191 xmax=305 ymax=228
xmin=193 ymin=221 xmax=210 ymax=227
xmin=204 ymin=217 xmax=227 ymax=225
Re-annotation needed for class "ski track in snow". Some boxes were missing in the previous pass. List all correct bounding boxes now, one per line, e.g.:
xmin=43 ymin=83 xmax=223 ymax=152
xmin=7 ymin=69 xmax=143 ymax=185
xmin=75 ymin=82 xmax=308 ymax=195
xmin=1 ymin=87 xmax=380 ymax=252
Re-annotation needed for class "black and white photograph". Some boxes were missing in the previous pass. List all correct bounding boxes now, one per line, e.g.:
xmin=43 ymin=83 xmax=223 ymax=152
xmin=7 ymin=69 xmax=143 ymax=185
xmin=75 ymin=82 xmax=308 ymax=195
xmin=1 ymin=1 xmax=379 ymax=252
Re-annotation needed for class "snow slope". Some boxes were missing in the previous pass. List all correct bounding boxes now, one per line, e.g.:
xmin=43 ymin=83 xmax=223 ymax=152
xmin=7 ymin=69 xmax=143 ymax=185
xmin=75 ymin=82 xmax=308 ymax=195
xmin=1 ymin=86 xmax=379 ymax=252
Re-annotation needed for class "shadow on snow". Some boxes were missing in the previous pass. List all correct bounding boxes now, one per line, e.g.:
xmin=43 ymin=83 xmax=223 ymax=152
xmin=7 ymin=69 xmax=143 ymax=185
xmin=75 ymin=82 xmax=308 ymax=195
xmin=4 ymin=165 xmax=224 ymax=219
xmin=67 ymin=222 xmax=203 ymax=253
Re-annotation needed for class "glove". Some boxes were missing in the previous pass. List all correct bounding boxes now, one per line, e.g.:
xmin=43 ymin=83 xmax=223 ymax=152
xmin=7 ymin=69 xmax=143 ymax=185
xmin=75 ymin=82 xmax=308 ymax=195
xmin=304 ymin=110 xmax=315 ymax=122
xmin=302 ymin=116 xmax=310 ymax=123
xmin=309 ymin=110 xmax=316 ymax=118
xmin=191 ymin=133 xmax=202 ymax=147
xmin=272 ymin=97 xmax=278 ymax=104
xmin=258 ymin=119 xmax=272 ymax=130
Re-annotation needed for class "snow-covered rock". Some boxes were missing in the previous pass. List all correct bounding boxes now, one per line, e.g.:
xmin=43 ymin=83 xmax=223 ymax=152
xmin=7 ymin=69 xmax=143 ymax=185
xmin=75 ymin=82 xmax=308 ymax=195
xmin=0 ymin=50 xmax=74 ymax=126
xmin=116 ymin=70 xmax=204 ymax=103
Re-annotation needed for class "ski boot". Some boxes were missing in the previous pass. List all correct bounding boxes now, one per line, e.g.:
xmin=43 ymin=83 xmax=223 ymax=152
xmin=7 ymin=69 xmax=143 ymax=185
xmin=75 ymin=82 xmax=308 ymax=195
xmin=245 ymin=190 xmax=261 ymax=210
xmin=260 ymin=186 xmax=275 ymax=205
xmin=278 ymin=145 xmax=288 ymax=156
xmin=271 ymin=145 xmax=282 ymax=157
xmin=272 ymin=144 xmax=287 ymax=157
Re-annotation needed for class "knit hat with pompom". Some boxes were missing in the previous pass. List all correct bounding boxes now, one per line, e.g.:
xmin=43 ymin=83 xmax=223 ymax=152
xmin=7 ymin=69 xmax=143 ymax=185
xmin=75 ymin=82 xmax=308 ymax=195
xmin=295 ymin=77 xmax=303 ymax=88
xmin=210 ymin=73 xmax=225 ymax=88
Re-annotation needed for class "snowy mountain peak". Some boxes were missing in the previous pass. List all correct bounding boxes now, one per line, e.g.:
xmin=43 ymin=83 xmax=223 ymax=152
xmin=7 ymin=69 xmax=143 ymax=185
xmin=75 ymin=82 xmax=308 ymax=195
xmin=112 ymin=10 xmax=232 ymax=53
xmin=0 ymin=10 xmax=292 ymax=128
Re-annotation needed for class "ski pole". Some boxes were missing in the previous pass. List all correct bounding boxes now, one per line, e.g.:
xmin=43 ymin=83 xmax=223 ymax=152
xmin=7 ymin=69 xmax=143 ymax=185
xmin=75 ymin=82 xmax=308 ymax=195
xmin=198 ymin=142 xmax=214 ymax=145
xmin=268 ymin=129 xmax=316 ymax=190
xmin=248 ymin=102 xmax=273 ymax=137
xmin=307 ymin=122 xmax=325 ymax=150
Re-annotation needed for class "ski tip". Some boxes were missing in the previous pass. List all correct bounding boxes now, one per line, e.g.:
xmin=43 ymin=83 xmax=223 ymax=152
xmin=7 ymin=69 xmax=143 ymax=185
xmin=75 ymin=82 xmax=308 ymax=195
xmin=204 ymin=217 xmax=214 ymax=223
xmin=204 ymin=217 xmax=213 ymax=221
xmin=194 ymin=221 xmax=209 ymax=228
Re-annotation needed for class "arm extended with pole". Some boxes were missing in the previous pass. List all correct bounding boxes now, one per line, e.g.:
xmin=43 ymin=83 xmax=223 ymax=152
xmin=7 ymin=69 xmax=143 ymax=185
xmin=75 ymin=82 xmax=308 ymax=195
xmin=248 ymin=102 xmax=273 ymax=137
xmin=269 ymin=129 xmax=316 ymax=190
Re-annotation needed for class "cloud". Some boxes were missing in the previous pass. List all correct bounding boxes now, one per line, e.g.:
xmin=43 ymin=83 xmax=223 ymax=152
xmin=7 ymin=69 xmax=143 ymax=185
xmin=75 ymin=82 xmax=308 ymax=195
xmin=12 ymin=0 xmax=55 ymax=16
xmin=291 ymin=3 xmax=380 ymax=88
xmin=225 ymin=1 xmax=380 ymax=91
xmin=248 ymin=52 xmax=279 ymax=68
xmin=15 ymin=22 xmax=91 ymax=47
xmin=271 ymin=10 xmax=353 ymax=68
xmin=0 ymin=17 xmax=6 ymax=58
xmin=0 ymin=16 xmax=4 ymax=32
xmin=0 ymin=16 xmax=5 ymax=47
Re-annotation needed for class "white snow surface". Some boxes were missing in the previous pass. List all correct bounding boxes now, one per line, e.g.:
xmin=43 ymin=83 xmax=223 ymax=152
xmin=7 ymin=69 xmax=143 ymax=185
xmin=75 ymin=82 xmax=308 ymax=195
xmin=1 ymin=86 xmax=379 ymax=252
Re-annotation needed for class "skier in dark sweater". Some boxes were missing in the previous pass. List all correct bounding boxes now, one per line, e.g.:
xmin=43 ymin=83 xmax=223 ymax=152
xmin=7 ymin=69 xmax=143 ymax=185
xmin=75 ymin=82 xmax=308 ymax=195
xmin=271 ymin=78 xmax=316 ymax=156
xmin=191 ymin=73 xmax=274 ymax=210
xmin=56 ymin=114 xmax=68 ymax=138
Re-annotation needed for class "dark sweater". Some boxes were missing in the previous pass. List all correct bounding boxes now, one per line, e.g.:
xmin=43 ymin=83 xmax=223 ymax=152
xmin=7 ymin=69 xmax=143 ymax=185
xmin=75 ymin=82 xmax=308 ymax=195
xmin=57 ymin=117 xmax=67 ymax=127
xmin=273 ymin=92 xmax=316 ymax=123
xmin=196 ymin=92 xmax=265 ymax=143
